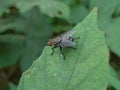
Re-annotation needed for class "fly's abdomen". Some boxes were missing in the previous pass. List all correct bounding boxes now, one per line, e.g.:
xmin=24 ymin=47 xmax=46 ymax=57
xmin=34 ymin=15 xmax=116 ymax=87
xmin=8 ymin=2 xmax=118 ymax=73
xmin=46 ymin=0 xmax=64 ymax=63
xmin=60 ymin=39 xmax=76 ymax=47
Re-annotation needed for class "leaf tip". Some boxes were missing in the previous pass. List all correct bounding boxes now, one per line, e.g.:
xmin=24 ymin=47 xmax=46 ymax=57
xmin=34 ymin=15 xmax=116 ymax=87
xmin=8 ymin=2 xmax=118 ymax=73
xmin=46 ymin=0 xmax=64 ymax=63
xmin=93 ymin=7 xmax=98 ymax=13
xmin=93 ymin=7 xmax=98 ymax=16
xmin=92 ymin=7 xmax=98 ymax=17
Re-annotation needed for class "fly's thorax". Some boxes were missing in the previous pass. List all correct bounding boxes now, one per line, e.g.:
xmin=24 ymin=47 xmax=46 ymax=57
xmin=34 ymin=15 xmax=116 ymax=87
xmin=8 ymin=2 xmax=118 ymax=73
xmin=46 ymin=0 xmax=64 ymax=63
xmin=50 ymin=37 xmax=61 ymax=46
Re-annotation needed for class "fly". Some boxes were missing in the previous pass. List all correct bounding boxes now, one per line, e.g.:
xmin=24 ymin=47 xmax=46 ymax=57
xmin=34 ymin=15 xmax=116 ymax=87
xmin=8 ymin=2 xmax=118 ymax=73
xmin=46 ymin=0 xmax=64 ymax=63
xmin=47 ymin=30 xmax=80 ymax=60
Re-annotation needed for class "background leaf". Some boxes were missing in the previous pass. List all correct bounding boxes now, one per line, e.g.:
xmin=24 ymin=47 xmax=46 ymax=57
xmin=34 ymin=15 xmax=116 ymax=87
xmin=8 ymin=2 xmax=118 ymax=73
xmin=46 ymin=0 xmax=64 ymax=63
xmin=90 ymin=0 xmax=120 ymax=57
xmin=0 ymin=15 xmax=28 ymax=33
xmin=108 ymin=66 xmax=120 ymax=90
xmin=17 ymin=0 xmax=70 ymax=21
xmin=17 ymin=8 xmax=109 ymax=90
xmin=0 ymin=42 xmax=23 ymax=69
xmin=19 ymin=6 xmax=52 ymax=72
xmin=104 ymin=18 xmax=120 ymax=58
xmin=0 ymin=0 xmax=18 ymax=13
xmin=70 ymin=4 xmax=89 ymax=23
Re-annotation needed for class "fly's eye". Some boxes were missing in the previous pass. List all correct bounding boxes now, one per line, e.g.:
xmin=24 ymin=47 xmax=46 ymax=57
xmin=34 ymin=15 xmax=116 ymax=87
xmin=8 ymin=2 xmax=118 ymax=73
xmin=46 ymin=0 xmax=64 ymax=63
xmin=48 ymin=41 xmax=52 ymax=46
xmin=48 ymin=39 xmax=52 ymax=46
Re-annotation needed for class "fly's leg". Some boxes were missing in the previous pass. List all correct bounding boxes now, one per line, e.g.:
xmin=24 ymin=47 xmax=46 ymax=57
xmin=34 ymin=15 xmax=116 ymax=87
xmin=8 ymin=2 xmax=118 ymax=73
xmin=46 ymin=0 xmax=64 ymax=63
xmin=60 ymin=47 xmax=65 ymax=60
xmin=51 ymin=46 xmax=57 ymax=55
xmin=66 ymin=47 xmax=76 ymax=50
xmin=73 ymin=37 xmax=80 ymax=41
xmin=70 ymin=47 xmax=76 ymax=50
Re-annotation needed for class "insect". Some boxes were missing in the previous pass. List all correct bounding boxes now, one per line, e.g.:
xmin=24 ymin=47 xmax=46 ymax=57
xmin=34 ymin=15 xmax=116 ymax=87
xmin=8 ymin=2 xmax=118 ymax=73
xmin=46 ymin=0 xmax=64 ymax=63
xmin=47 ymin=30 xmax=80 ymax=60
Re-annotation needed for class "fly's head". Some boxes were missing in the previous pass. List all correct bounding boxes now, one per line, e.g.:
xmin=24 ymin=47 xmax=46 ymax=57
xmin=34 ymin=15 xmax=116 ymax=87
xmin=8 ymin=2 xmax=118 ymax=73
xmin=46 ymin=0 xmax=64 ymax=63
xmin=47 ymin=37 xmax=61 ymax=46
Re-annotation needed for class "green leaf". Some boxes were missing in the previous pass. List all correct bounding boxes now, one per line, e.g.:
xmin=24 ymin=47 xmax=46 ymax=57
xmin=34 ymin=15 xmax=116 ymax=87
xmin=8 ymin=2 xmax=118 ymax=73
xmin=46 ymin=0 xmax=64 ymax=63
xmin=0 ymin=0 xmax=17 ymax=11
xmin=90 ymin=0 xmax=119 ymax=25
xmin=0 ymin=15 xmax=28 ymax=33
xmin=0 ymin=0 xmax=18 ymax=15
xmin=56 ymin=0 xmax=76 ymax=6
xmin=0 ymin=0 xmax=17 ymax=8
xmin=90 ymin=0 xmax=120 ymax=57
xmin=104 ymin=18 xmax=120 ymax=57
xmin=109 ymin=67 xmax=120 ymax=90
xmin=109 ymin=76 xmax=120 ymax=90
xmin=17 ymin=0 xmax=70 ymax=21
xmin=17 ymin=7 xmax=109 ymax=90
xmin=0 ymin=10 xmax=4 ymax=16
xmin=0 ymin=34 xmax=25 ymax=43
xmin=9 ymin=82 xmax=17 ymax=90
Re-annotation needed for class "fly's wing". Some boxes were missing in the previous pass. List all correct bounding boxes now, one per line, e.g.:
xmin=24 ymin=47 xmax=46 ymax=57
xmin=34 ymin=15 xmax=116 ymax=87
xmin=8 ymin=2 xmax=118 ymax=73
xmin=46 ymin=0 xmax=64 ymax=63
xmin=59 ymin=30 xmax=76 ymax=47
xmin=51 ymin=30 xmax=76 ymax=44
xmin=60 ymin=30 xmax=76 ymax=39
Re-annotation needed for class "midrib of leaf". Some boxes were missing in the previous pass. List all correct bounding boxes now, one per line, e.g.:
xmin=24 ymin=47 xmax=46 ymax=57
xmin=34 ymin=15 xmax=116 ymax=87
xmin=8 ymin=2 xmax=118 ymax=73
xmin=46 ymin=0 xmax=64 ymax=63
xmin=65 ymin=28 xmax=88 ymax=89
xmin=65 ymin=8 xmax=108 ymax=90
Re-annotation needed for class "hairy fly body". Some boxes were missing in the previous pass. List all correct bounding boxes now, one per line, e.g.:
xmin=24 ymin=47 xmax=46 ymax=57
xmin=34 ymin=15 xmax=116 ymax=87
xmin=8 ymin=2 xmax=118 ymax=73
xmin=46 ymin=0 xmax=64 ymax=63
xmin=48 ymin=30 xmax=79 ymax=60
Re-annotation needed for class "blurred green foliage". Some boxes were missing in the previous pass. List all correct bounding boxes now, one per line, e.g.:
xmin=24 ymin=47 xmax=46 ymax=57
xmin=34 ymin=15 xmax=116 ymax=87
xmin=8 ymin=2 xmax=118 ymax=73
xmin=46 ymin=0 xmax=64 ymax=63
xmin=0 ymin=0 xmax=119 ymax=90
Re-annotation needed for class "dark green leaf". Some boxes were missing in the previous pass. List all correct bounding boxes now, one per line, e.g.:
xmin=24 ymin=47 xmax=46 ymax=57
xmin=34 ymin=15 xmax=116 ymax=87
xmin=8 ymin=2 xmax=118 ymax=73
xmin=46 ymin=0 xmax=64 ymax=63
xmin=56 ymin=0 xmax=76 ymax=6
xmin=17 ymin=0 xmax=70 ymax=20
xmin=90 ymin=0 xmax=120 ymax=57
xmin=109 ymin=67 xmax=120 ymax=90
xmin=0 ymin=42 xmax=23 ymax=69
xmin=70 ymin=4 xmax=89 ymax=23
xmin=109 ymin=76 xmax=120 ymax=90
xmin=9 ymin=82 xmax=17 ymax=90
xmin=0 ymin=15 xmax=28 ymax=33
xmin=0 ymin=0 xmax=17 ymax=11
xmin=104 ymin=18 xmax=120 ymax=57
xmin=0 ymin=35 xmax=25 ymax=43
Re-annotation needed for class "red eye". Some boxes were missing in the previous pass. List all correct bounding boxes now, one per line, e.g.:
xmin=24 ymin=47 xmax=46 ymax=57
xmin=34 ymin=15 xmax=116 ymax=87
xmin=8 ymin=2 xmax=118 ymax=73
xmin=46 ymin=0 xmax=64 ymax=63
xmin=48 ymin=41 xmax=52 ymax=46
